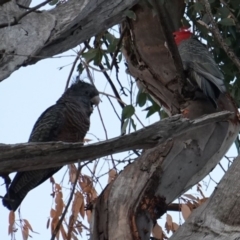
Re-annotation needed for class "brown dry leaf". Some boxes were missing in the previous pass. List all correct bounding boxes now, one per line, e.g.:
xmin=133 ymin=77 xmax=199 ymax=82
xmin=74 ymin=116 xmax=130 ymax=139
xmin=46 ymin=218 xmax=50 ymax=229
xmin=172 ymin=222 xmax=179 ymax=232
xmin=79 ymin=175 xmax=93 ymax=194
xmin=68 ymin=164 xmax=78 ymax=184
xmin=60 ymin=224 xmax=67 ymax=240
xmin=166 ymin=214 xmax=173 ymax=232
xmin=67 ymin=215 xmax=75 ymax=239
xmin=183 ymin=194 xmax=197 ymax=201
xmin=72 ymin=191 xmax=83 ymax=221
xmin=51 ymin=217 xmax=59 ymax=235
xmin=181 ymin=204 xmax=192 ymax=220
xmin=55 ymin=191 xmax=64 ymax=217
xmin=86 ymin=210 xmax=92 ymax=224
xmin=23 ymin=219 xmax=33 ymax=232
xmin=55 ymin=191 xmax=63 ymax=204
xmin=198 ymin=197 xmax=208 ymax=205
xmin=50 ymin=208 xmax=56 ymax=218
xmin=79 ymin=198 xmax=85 ymax=219
xmin=8 ymin=211 xmax=15 ymax=235
xmin=9 ymin=211 xmax=15 ymax=225
xmin=90 ymin=188 xmax=98 ymax=201
xmin=152 ymin=223 xmax=163 ymax=239
xmin=55 ymin=183 xmax=62 ymax=192
xmin=8 ymin=225 xmax=13 ymax=236
xmin=21 ymin=225 xmax=29 ymax=240
xmin=56 ymin=199 xmax=64 ymax=217
xmin=108 ymin=169 xmax=118 ymax=183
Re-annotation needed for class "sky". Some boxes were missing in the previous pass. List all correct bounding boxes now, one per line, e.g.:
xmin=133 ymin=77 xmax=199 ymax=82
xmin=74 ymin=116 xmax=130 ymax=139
xmin=0 ymin=1 xmax=238 ymax=240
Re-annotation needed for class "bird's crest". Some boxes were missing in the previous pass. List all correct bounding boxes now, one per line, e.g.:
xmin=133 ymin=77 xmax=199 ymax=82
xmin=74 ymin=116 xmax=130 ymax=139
xmin=173 ymin=27 xmax=192 ymax=45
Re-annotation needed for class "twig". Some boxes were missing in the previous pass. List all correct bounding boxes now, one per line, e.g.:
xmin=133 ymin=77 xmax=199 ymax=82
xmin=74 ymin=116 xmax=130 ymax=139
xmin=0 ymin=0 xmax=52 ymax=28
xmin=83 ymin=41 xmax=125 ymax=110
xmin=109 ymin=27 xmax=127 ymax=70
xmin=51 ymin=161 xmax=86 ymax=240
xmin=103 ymin=34 xmax=127 ymax=96
xmin=218 ymin=162 xmax=226 ymax=173
xmin=200 ymin=0 xmax=240 ymax=73
xmin=151 ymin=0 xmax=186 ymax=90
xmin=84 ymin=62 xmax=117 ymax=169
xmin=64 ymin=47 xmax=86 ymax=91
xmin=99 ymin=91 xmax=145 ymax=128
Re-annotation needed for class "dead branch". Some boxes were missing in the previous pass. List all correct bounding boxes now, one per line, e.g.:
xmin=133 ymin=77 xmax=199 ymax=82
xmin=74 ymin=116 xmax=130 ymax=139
xmin=0 ymin=111 xmax=232 ymax=173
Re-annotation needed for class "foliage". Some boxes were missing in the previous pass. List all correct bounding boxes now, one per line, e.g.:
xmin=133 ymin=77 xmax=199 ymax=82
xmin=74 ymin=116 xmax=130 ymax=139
xmin=185 ymin=0 xmax=240 ymax=105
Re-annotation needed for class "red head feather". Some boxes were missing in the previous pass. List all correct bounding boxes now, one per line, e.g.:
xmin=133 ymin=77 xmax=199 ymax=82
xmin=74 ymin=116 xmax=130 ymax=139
xmin=173 ymin=27 xmax=192 ymax=45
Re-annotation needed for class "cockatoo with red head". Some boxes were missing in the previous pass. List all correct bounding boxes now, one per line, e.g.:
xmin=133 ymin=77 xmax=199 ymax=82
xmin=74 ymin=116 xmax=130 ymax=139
xmin=173 ymin=27 xmax=226 ymax=107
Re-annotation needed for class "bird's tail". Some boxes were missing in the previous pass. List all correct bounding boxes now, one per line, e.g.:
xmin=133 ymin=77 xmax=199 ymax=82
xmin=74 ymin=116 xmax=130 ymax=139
xmin=2 ymin=189 xmax=24 ymax=211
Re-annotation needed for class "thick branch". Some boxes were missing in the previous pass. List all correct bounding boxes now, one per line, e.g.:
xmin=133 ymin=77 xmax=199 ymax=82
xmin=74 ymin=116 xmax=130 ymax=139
xmin=0 ymin=111 xmax=231 ymax=173
xmin=151 ymin=0 xmax=186 ymax=89
xmin=0 ymin=0 xmax=138 ymax=81
xmin=170 ymin=155 xmax=240 ymax=240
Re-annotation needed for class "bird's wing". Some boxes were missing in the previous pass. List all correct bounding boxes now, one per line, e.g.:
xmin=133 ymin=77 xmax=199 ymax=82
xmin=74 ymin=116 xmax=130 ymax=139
xmin=3 ymin=104 xmax=66 ymax=211
xmin=29 ymin=104 xmax=66 ymax=142
xmin=180 ymin=38 xmax=226 ymax=93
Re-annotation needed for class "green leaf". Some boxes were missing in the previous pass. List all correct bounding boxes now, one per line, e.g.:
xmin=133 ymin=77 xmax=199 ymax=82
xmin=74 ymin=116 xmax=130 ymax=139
xmin=159 ymin=109 xmax=168 ymax=119
xmin=124 ymin=10 xmax=137 ymax=20
xmin=235 ymin=136 xmax=240 ymax=154
xmin=146 ymin=103 xmax=160 ymax=118
xmin=93 ymin=49 xmax=103 ymax=66
xmin=118 ymin=53 xmax=122 ymax=62
xmin=121 ymin=119 xmax=129 ymax=135
xmin=105 ymin=33 xmax=117 ymax=44
xmin=103 ymin=53 xmax=111 ymax=69
xmin=218 ymin=6 xmax=230 ymax=18
xmin=107 ymin=39 xmax=119 ymax=53
xmin=77 ymin=63 xmax=84 ymax=74
xmin=218 ymin=18 xmax=235 ymax=26
xmin=82 ymin=49 xmax=99 ymax=63
xmin=49 ymin=0 xmax=58 ymax=5
xmin=122 ymin=105 xmax=135 ymax=120
xmin=130 ymin=118 xmax=137 ymax=131
xmin=194 ymin=2 xmax=204 ymax=12
xmin=136 ymin=91 xmax=147 ymax=107
xmin=224 ymin=37 xmax=232 ymax=46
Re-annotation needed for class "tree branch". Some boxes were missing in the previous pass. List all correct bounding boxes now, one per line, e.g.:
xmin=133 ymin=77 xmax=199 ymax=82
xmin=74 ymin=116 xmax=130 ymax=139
xmin=0 ymin=0 xmax=138 ymax=82
xmin=0 ymin=111 xmax=232 ymax=173
xmin=170 ymin=155 xmax=240 ymax=240
xmin=151 ymin=0 xmax=186 ymax=90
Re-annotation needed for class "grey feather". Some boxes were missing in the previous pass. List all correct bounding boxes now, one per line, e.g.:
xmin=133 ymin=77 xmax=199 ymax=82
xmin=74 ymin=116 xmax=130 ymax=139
xmin=178 ymin=38 xmax=226 ymax=106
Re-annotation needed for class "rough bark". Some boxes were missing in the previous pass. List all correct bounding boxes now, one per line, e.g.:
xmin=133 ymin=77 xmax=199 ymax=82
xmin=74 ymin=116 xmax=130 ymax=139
xmin=170 ymin=155 xmax=240 ymax=240
xmin=0 ymin=111 xmax=231 ymax=173
xmin=0 ymin=0 xmax=138 ymax=81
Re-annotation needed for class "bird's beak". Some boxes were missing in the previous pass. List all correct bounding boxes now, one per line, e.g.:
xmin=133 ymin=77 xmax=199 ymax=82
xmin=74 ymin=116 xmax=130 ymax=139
xmin=91 ymin=95 xmax=100 ymax=106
